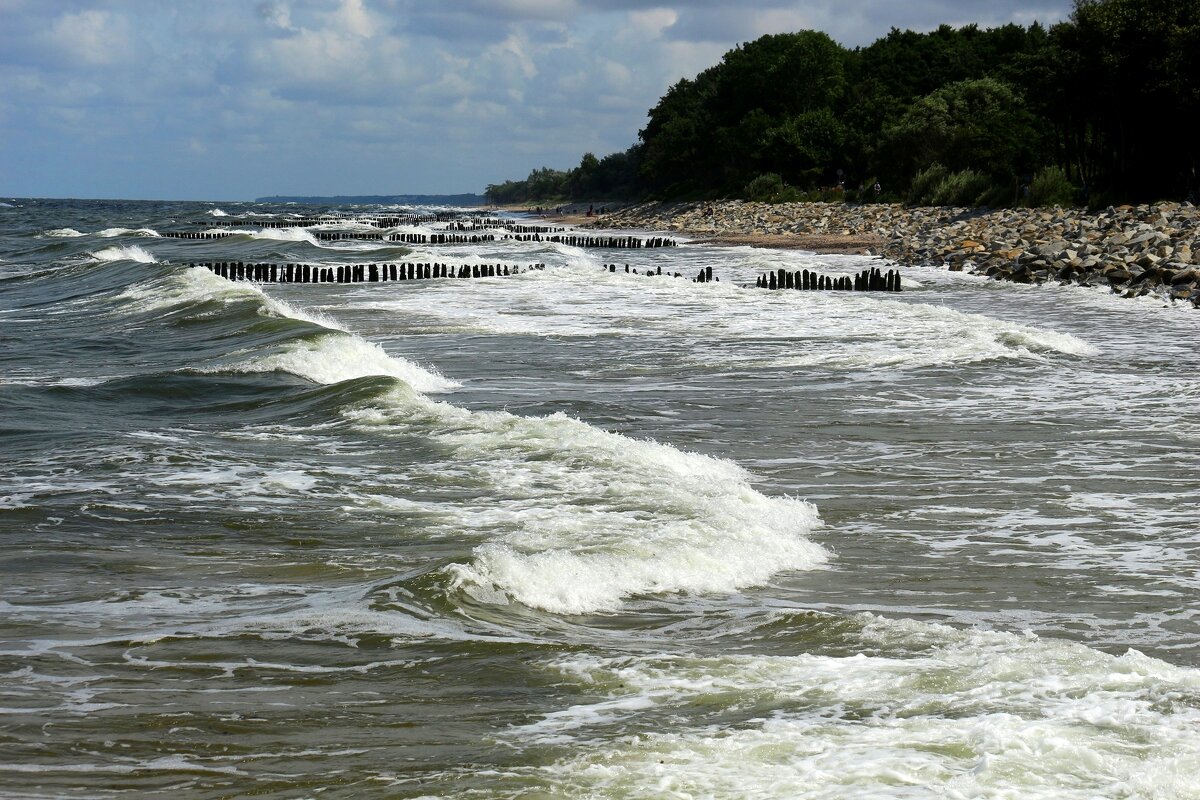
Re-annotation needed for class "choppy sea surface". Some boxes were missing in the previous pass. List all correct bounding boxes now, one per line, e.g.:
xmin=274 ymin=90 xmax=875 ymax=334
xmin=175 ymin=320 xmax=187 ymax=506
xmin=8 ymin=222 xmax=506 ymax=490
xmin=2 ymin=198 xmax=1199 ymax=799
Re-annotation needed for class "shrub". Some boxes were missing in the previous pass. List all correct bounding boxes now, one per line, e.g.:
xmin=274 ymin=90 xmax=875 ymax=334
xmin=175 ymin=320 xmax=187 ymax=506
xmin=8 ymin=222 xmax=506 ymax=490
xmin=775 ymin=185 xmax=805 ymax=203
xmin=908 ymin=163 xmax=949 ymax=205
xmin=745 ymin=173 xmax=786 ymax=201
xmin=1028 ymin=166 xmax=1076 ymax=207
xmin=976 ymin=182 xmax=1014 ymax=208
xmin=909 ymin=165 xmax=997 ymax=206
xmin=929 ymin=168 xmax=993 ymax=206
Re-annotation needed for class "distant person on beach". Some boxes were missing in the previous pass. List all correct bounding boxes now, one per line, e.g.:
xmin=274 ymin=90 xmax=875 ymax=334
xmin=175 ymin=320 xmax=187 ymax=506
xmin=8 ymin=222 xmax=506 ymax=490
xmin=586 ymin=204 xmax=594 ymax=217
xmin=873 ymin=182 xmax=882 ymax=201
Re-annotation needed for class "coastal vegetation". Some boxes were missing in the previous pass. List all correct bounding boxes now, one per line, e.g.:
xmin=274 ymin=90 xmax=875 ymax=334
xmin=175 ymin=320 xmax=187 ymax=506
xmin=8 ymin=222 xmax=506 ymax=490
xmin=485 ymin=0 xmax=1199 ymax=209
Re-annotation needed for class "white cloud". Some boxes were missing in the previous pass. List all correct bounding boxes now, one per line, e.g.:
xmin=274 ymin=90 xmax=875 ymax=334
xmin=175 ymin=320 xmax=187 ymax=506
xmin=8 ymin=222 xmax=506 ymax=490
xmin=46 ymin=9 xmax=133 ymax=66
xmin=331 ymin=0 xmax=377 ymax=37
xmin=0 ymin=0 xmax=1076 ymax=199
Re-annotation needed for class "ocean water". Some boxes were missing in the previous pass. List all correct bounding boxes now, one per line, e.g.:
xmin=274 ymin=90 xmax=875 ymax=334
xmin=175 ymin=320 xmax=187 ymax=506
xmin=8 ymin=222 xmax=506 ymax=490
xmin=2 ymin=198 xmax=1199 ymax=799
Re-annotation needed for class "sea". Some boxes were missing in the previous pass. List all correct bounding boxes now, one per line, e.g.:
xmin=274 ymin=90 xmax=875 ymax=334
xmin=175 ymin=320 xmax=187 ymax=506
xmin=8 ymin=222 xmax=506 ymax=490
xmin=1 ymin=197 xmax=1199 ymax=799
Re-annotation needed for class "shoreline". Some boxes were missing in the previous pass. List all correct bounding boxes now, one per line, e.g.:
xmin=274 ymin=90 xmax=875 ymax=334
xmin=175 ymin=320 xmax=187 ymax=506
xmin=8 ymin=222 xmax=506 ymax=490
xmin=577 ymin=200 xmax=1200 ymax=306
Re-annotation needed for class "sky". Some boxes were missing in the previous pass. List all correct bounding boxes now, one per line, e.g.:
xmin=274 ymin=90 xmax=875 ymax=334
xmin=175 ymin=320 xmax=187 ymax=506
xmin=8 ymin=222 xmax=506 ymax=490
xmin=0 ymin=0 xmax=1074 ymax=201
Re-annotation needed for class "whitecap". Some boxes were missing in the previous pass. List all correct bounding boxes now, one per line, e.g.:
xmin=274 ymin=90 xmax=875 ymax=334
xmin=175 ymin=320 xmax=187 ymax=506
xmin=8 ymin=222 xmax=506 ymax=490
xmin=347 ymin=392 xmax=828 ymax=614
xmin=97 ymin=227 xmax=160 ymax=238
xmin=230 ymin=334 xmax=458 ymax=394
xmin=89 ymin=244 xmax=156 ymax=263
xmin=250 ymin=227 xmax=319 ymax=245
xmin=112 ymin=267 xmax=457 ymax=394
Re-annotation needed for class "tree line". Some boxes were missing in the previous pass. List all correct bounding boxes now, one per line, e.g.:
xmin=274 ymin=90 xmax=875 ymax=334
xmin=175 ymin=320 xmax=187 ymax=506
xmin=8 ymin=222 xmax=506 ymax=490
xmin=485 ymin=0 xmax=1198 ymax=209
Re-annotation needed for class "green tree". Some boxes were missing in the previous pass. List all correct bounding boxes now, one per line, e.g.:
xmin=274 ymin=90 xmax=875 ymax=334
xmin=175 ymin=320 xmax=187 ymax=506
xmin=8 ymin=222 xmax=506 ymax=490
xmin=639 ymin=31 xmax=848 ymax=195
xmin=880 ymin=78 xmax=1038 ymax=184
xmin=566 ymin=152 xmax=601 ymax=198
xmin=1053 ymin=0 xmax=1200 ymax=199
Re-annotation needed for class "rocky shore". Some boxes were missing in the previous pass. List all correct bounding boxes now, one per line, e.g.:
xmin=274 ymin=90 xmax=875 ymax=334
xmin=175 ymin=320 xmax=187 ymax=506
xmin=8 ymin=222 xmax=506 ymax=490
xmin=591 ymin=201 xmax=1200 ymax=307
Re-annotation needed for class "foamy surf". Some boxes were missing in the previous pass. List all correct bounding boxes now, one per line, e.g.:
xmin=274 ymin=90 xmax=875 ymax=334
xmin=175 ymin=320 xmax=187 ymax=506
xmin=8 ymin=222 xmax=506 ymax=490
xmin=89 ymin=244 xmax=157 ymax=263
xmin=347 ymin=393 xmax=828 ymax=614
xmin=249 ymin=227 xmax=320 ymax=244
xmin=115 ymin=264 xmax=254 ymax=312
xmin=113 ymin=267 xmax=458 ymax=393
xmin=98 ymin=227 xmax=161 ymax=237
xmin=231 ymin=334 xmax=458 ymax=394
xmin=514 ymin=614 xmax=1200 ymax=799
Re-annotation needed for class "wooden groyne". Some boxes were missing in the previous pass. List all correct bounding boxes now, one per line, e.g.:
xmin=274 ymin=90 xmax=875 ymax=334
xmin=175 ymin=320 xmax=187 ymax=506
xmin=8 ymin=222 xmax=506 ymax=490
xmin=192 ymin=261 xmax=545 ymax=282
xmin=163 ymin=231 xmax=239 ymax=240
xmin=246 ymin=214 xmax=450 ymax=228
xmin=509 ymin=234 xmax=677 ymax=248
xmin=604 ymin=263 xmax=684 ymax=278
xmin=447 ymin=221 xmax=566 ymax=233
xmin=756 ymin=266 xmax=901 ymax=291
xmin=163 ymin=229 xmax=678 ymax=249
xmin=386 ymin=233 xmax=500 ymax=244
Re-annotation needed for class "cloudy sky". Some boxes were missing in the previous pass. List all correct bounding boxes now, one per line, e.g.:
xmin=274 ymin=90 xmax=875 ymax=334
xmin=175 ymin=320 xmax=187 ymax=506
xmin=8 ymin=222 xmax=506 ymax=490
xmin=0 ymin=0 xmax=1073 ymax=201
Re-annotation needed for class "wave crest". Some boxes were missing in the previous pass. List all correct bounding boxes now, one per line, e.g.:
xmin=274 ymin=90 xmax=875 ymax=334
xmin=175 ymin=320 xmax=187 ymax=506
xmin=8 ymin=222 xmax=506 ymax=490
xmin=90 ymin=244 xmax=157 ymax=263
xmin=347 ymin=398 xmax=828 ymax=614
xmin=230 ymin=335 xmax=459 ymax=394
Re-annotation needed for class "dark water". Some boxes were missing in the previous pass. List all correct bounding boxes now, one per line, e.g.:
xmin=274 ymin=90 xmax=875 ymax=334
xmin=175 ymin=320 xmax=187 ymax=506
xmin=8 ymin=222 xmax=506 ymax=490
xmin=2 ymin=198 xmax=1199 ymax=798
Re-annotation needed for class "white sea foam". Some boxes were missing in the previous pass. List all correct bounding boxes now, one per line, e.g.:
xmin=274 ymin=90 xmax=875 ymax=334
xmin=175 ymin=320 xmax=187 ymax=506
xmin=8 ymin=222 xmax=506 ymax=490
xmin=97 ymin=227 xmax=160 ymax=237
xmin=353 ymin=261 xmax=1096 ymax=369
xmin=89 ymin=244 xmax=157 ymax=263
xmin=515 ymin=615 xmax=1200 ymax=799
xmin=115 ymin=266 xmax=342 ymax=332
xmin=44 ymin=228 xmax=85 ymax=237
xmin=231 ymin=334 xmax=458 ymax=394
xmin=256 ymin=291 xmax=349 ymax=332
xmin=209 ymin=208 xmax=229 ymax=217
xmin=250 ymin=227 xmax=320 ymax=244
xmin=115 ymin=264 xmax=252 ymax=312
xmin=347 ymin=391 xmax=827 ymax=614
xmin=112 ymin=267 xmax=457 ymax=393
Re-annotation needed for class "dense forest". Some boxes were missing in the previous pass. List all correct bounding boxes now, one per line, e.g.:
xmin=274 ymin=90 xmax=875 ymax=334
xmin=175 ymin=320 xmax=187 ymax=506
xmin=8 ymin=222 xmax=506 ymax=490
xmin=484 ymin=0 xmax=1198 ymax=209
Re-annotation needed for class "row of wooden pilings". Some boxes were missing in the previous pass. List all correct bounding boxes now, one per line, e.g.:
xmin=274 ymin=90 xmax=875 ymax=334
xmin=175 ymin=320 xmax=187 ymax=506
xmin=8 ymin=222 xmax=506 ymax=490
xmin=218 ymin=214 xmax=558 ymax=230
xmin=248 ymin=214 xmax=448 ymax=228
xmin=195 ymin=259 xmax=907 ymax=293
xmin=599 ymin=264 xmax=721 ymax=283
xmin=510 ymin=234 xmax=677 ymax=248
xmin=161 ymin=230 xmax=679 ymax=248
xmin=446 ymin=222 xmax=565 ymax=233
xmin=165 ymin=231 xmax=240 ymax=240
xmin=192 ymin=261 xmax=545 ymax=282
xmin=164 ymin=231 xmax=503 ymax=244
xmin=756 ymin=267 xmax=902 ymax=292
xmin=604 ymin=263 xmax=686 ymax=278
